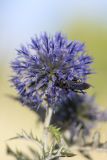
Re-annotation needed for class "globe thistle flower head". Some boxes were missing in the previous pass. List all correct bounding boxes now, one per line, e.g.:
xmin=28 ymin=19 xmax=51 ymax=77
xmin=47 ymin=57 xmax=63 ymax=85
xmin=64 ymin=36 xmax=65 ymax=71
xmin=11 ymin=32 xmax=92 ymax=110
xmin=51 ymin=94 xmax=107 ymax=143
xmin=51 ymin=94 xmax=95 ymax=131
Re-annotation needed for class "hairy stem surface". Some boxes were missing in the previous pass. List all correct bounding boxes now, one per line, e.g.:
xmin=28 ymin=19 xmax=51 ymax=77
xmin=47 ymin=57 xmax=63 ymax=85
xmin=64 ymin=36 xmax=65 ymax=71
xmin=44 ymin=107 xmax=53 ymax=153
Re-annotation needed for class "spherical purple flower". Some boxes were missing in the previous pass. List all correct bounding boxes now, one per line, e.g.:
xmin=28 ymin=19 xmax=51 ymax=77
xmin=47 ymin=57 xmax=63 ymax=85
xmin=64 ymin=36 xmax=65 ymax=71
xmin=51 ymin=95 xmax=100 ymax=132
xmin=11 ymin=32 xmax=92 ymax=110
xmin=51 ymin=94 xmax=107 ymax=143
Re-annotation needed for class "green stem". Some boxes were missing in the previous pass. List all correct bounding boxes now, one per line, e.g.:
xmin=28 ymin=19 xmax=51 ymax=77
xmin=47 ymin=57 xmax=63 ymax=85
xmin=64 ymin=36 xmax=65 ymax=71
xmin=44 ymin=107 xmax=53 ymax=152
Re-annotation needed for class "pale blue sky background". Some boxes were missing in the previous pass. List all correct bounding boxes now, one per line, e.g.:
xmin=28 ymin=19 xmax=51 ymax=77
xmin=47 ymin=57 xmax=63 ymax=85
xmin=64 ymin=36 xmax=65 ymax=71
xmin=0 ymin=0 xmax=107 ymax=60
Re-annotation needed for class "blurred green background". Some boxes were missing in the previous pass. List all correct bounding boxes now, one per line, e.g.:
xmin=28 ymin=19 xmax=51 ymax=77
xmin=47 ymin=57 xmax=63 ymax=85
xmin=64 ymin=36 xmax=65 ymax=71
xmin=0 ymin=0 xmax=107 ymax=159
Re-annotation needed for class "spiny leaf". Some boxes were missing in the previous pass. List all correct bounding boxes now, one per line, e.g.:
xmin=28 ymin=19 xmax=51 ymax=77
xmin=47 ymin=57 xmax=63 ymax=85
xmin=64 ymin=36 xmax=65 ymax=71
xmin=7 ymin=145 xmax=31 ymax=160
xmin=8 ymin=130 xmax=45 ymax=153
xmin=80 ymin=150 xmax=93 ymax=160
xmin=7 ymin=145 xmax=17 ymax=157
xmin=8 ymin=130 xmax=43 ymax=144
xmin=48 ymin=125 xmax=61 ymax=144
xmin=6 ymin=130 xmax=76 ymax=160
xmin=8 ymin=130 xmax=33 ymax=141
xmin=61 ymin=148 xmax=76 ymax=157
xmin=28 ymin=146 xmax=41 ymax=160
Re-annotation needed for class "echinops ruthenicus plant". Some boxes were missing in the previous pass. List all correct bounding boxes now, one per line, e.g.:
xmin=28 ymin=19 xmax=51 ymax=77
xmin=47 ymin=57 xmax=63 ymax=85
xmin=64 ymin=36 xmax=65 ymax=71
xmin=7 ymin=32 xmax=107 ymax=160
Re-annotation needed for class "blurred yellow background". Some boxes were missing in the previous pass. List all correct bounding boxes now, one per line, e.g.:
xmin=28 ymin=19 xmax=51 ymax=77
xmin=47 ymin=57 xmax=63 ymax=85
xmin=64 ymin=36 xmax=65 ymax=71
xmin=0 ymin=0 xmax=107 ymax=159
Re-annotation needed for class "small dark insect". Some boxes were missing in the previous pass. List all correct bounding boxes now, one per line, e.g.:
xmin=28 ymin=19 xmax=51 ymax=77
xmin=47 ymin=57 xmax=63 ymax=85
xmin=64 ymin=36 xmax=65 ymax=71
xmin=55 ymin=77 xmax=91 ymax=93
